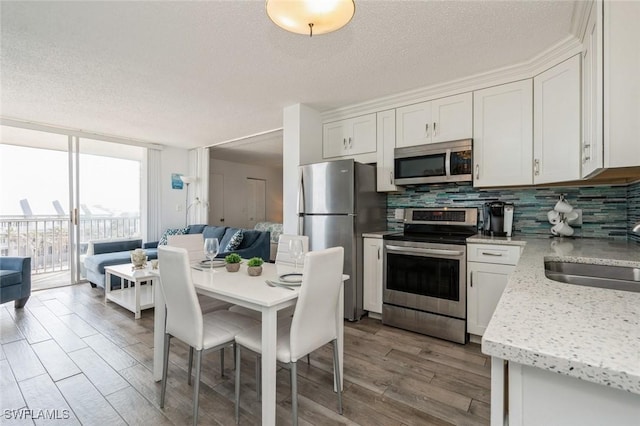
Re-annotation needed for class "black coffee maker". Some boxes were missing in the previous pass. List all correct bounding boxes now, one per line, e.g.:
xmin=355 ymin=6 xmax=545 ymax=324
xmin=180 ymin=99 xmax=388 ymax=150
xmin=482 ymin=202 xmax=515 ymax=237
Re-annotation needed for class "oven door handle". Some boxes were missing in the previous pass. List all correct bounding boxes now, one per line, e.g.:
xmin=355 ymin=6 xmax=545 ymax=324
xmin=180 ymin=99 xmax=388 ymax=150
xmin=385 ymin=245 xmax=464 ymax=257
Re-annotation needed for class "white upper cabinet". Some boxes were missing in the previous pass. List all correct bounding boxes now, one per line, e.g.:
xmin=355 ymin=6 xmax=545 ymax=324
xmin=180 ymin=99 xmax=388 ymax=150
xmin=395 ymin=101 xmax=432 ymax=147
xmin=376 ymin=110 xmax=400 ymax=192
xmin=604 ymin=1 xmax=640 ymax=169
xmin=581 ymin=1 xmax=603 ymax=178
xmin=533 ymin=55 xmax=581 ymax=184
xmin=431 ymin=93 xmax=473 ymax=144
xmin=323 ymin=113 xmax=377 ymax=159
xmin=396 ymin=92 xmax=472 ymax=148
xmin=473 ymin=80 xmax=533 ymax=187
xmin=582 ymin=0 xmax=640 ymax=177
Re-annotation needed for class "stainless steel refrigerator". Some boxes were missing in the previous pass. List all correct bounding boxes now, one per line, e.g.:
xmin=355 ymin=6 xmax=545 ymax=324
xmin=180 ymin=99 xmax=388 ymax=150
xmin=298 ymin=159 xmax=387 ymax=321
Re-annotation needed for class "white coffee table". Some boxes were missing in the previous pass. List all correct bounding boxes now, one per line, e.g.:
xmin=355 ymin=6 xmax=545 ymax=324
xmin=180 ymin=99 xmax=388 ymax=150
xmin=104 ymin=263 xmax=155 ymax=319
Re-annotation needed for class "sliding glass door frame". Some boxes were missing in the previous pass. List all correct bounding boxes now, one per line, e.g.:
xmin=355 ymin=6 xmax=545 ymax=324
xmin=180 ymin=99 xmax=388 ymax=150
xmin=68 ymin=135 xmax=84 ymax=284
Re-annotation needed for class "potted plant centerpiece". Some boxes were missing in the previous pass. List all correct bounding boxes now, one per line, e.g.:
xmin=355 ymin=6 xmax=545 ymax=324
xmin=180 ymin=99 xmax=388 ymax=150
xmin=225 ymin=253 xmax=242 ymax=272
xmin=247 ymin=257 xmax=264 ymax=276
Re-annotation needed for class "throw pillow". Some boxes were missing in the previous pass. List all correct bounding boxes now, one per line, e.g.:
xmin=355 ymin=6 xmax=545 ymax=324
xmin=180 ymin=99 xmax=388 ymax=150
xmin=224 ymin=229 xmax=243 ymax=252
xmin=158 ymin=227 xmax=188 ymax=245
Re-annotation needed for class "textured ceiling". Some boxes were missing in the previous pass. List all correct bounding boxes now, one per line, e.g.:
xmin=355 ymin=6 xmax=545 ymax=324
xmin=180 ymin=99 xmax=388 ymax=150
xmin=0 ymin=1 xmax=576 ymax=150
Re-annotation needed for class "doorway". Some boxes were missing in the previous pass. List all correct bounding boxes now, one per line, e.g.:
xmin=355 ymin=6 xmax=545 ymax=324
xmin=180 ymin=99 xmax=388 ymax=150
xmin=246 ymin=178 xmax=266 ymax=229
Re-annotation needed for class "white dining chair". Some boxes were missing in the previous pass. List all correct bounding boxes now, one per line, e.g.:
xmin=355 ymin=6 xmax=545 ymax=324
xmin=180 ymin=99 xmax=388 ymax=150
xmin=167 ymin=233 xmax=204 ymax=260
xmin=228 ymin=234 xmax=310 ymax=321
xmin=275 ymin=234 xmax=309 ymax=268
xmin=157 ymin=245 xmax=259 ymax=426
xmin=167 ymin=233 xmax=231 ymax=314
xmin=234 ymin=246 xmax=345 ymax=425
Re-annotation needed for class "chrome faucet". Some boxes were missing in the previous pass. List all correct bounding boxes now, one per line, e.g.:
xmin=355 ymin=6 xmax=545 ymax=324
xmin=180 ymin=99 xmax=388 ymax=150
xmin=633 ymin=222 xmax=640 ymax=234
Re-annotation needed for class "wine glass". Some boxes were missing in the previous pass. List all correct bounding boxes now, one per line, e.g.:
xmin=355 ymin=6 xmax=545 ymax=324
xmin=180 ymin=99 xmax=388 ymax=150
xmin=288 ymin=239 xmax=304 ymax=273
xmin=203 ymin=238 xmax=219 ymax=271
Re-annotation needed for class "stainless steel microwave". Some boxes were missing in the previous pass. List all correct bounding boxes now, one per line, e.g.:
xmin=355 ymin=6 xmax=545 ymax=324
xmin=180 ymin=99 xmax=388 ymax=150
xmin=394 ymin=139 xmax=473 ymax=185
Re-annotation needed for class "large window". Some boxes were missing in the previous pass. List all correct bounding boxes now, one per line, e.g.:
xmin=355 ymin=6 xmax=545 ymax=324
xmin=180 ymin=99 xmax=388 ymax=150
xmin=0 ymin=125 xmax=144 ymax=289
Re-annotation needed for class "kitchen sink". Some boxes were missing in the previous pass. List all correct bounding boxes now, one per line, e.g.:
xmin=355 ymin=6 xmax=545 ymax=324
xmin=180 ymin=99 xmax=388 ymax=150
xmin=544 ymin=261 xmax=640 ymax=293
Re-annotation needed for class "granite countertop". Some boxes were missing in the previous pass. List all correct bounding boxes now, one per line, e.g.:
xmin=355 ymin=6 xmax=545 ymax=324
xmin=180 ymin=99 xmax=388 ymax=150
xmin=467 ymin=233 xmax=528 ymax=246
xmin=478 ymin=236 xmax=640 ymax=395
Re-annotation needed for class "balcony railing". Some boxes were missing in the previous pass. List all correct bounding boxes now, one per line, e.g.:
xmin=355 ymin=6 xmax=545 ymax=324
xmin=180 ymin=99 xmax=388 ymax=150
xmin=0 ymin=215 xmax=141 ymax=275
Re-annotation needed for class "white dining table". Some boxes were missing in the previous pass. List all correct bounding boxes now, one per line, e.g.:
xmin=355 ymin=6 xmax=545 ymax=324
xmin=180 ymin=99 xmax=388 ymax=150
xmin=152 ymin=262 xmax=345 ymax=426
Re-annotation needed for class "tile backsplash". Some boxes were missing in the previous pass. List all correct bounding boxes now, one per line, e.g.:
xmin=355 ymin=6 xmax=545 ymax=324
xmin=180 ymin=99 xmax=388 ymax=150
xmin=387 ymin=182 xmax=639 ymax=241
xmin=628 ymin=180 xmax=640 ymax=243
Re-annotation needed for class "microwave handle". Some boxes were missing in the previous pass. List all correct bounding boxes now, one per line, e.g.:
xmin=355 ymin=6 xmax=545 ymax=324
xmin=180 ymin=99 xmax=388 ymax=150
xmin=445 ymin=148 xmax=451 ymax=178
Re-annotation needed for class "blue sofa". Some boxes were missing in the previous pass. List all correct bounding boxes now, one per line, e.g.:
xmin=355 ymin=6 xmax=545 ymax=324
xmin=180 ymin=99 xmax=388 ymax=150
xmin=83 ymin=225 xmax=270 ymax=289
xmin=0 ymin=257 xmax=31 ymax=308
xmin=84 ymin=239 xmax=155 ymax=289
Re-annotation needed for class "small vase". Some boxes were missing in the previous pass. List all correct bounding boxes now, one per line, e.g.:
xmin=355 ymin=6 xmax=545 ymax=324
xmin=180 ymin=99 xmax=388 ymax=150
xmin=226 ymin=263 xmax=240 ymax=273
xmin=130 ymin=249 xmax=147 ymax=269
xmin=247 ymin=266 xmax=262 ymax=276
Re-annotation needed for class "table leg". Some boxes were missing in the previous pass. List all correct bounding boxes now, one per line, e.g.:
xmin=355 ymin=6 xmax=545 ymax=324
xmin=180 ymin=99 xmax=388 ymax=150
xmin=135 ymin=279 xmax=141 ymax=320
xmin=261 ymin=307 xmax=278 ymax=426
xmin=153 ymin=279 xmax=166 ymax=381
xmin=335 ymin=284 xmax=344 ymax=392
xmin=104 ymin=272 xmax=111 ymax=303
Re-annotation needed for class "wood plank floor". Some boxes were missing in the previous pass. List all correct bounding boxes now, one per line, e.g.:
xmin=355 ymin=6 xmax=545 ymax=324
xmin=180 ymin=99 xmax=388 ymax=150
xmin=0 ymin=284 xmax=490 ymax=425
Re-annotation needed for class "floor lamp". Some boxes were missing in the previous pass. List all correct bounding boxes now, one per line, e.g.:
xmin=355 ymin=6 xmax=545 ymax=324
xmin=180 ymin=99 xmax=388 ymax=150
xmin=180 ymin=175 xmax=197 ymax=226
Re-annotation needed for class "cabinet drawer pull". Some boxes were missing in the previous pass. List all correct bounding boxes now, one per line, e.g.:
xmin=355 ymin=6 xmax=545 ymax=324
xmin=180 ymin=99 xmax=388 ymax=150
xmin=343 ymin=138 xmax=347 ymax=149
xmin=425 ymin=123 xmax=429 ymax=137
xmin=389 ymin=171 xmax=393 ymax=185
xmin=377 ymin=247 xmax=380 ymax=260
xmin=348 ymin=137 xmax=353 ymax=149
xmin=481 ymin=252 xmax=503 ymax=257
xmin=475 ymin=164 xmax=480 ymax=180
xmin=470 ymin=271 xmax=473 ymax=288
xmin=534 ymin=159 xmax=540 ymax=176
xmin=433 ymin=122 xmax=437 ymax=136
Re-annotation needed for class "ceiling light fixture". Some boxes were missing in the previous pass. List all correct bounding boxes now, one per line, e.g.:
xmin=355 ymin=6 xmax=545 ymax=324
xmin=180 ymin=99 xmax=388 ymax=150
xmin=266 ymin=0 xmax=355 ymax=37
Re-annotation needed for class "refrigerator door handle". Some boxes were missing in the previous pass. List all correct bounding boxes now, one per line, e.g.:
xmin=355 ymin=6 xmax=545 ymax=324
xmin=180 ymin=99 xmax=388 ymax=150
xmin=297 ymin=167 xmax=305 ymax=215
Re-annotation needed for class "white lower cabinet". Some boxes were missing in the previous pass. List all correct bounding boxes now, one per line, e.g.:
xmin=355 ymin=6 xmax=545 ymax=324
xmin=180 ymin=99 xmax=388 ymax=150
xmin=467 ymin=262 xmax=514 ymax=336
xmin=467 ymin=243 xmax=521 ymax=336
xmin=363 ymin=237 xmax=383 ymax=314
xmin=489 ymin=360 xmax=640 ymax=426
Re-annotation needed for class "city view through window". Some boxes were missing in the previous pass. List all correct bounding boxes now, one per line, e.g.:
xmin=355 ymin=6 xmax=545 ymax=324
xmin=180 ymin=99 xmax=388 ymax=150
xmin=0 ymin=138 xmax=143 ymax=288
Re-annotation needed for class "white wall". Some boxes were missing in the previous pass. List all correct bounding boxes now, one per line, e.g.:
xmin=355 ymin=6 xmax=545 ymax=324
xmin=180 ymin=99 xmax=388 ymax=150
xmin=208 ymin=158 xmax=283 ymax=229
xmin=160 ymin=146 xmax=190 ymax=230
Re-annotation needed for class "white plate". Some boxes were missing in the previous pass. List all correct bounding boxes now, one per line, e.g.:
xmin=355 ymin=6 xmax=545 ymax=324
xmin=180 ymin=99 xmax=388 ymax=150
xmin=199 ymin=259 xmax=226 ymax=268
xmin=278 ymin=273 xmax=303 ymax=284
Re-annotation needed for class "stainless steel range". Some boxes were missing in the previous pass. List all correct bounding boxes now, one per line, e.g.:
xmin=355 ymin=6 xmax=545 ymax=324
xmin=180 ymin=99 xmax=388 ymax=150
xmin=382 ymin=208 xmax=478 ymax=344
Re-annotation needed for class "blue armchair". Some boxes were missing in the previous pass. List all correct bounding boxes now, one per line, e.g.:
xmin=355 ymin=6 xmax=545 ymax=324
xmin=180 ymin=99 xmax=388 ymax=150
xmin=0 ymin=257 xmax=31 ymax=308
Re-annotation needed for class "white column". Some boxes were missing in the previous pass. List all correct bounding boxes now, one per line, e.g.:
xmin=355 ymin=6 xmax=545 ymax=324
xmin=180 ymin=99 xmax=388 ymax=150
xmin=187 ymin=147 xmax=209 ymax=225
xmin=282 ymin=104 xmax=322 ymax=235
xmin=146 ymin=148 xmax=162 ymax=241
